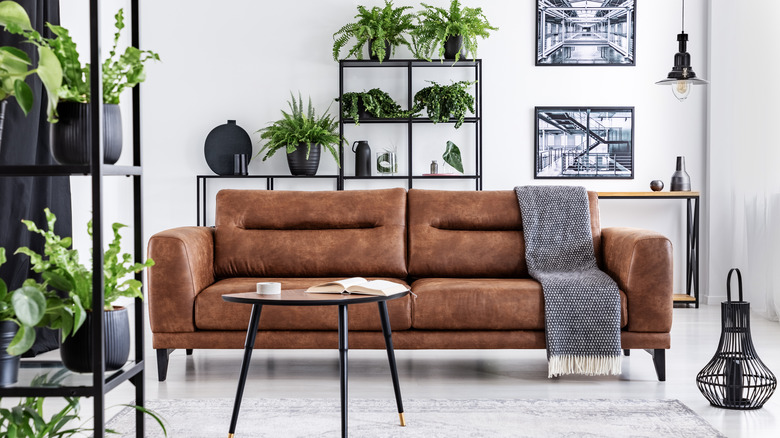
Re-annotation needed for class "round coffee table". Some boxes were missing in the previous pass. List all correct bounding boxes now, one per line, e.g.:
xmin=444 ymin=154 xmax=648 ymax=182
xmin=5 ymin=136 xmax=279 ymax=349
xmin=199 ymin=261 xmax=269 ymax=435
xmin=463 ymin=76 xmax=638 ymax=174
xmin=222 ymin=289 xmax=409 ymax=438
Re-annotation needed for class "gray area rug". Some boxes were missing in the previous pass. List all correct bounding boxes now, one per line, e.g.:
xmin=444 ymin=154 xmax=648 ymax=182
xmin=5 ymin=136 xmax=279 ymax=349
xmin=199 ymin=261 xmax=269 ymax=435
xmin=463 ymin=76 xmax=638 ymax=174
xmin=108 ymin=398 xmax=725 ymax=437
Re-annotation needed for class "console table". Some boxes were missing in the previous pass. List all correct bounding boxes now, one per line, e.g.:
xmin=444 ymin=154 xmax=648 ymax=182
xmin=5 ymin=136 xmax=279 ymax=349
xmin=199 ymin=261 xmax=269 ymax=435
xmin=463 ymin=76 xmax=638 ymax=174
xmin=597 ymin=191 xmax=700 ymax=308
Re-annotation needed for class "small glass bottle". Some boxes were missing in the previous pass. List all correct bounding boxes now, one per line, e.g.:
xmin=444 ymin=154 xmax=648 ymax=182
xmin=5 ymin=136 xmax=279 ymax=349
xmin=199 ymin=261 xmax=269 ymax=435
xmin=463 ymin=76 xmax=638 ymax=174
xmin=430 ymin=160 xmax=438 ymax=174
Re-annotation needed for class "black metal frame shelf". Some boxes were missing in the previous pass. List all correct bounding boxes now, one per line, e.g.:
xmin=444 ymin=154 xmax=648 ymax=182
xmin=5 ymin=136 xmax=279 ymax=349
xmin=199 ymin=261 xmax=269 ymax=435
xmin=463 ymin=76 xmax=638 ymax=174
xmin=338 ymin=58 xmax=483 ymax=191
xmin=1 ymin=360 xmax=143 ymax=397
xmin=0 ymin=1 xmax=146 ymax=436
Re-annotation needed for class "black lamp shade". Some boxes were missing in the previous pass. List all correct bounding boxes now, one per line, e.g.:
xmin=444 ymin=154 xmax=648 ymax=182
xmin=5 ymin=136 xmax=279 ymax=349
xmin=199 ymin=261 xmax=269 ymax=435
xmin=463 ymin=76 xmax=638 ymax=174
xmin=655 ymin=32 xmax=709 ymax=86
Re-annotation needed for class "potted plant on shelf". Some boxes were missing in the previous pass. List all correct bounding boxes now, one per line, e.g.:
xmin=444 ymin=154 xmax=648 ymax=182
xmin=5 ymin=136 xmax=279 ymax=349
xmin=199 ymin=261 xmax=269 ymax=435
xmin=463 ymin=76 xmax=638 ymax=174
xmin=337 ymin=88 xmax=415 ymax=124
xmin=0 ymin=248 xmax=85 ymax=385
xmin=412 ymin=80 xmax=475 ymax=128
xmin=0 ymin=0 xmax=62 ymax=147
xmin=332 ymin=0 xmax=415 ymax=62
xmin=15 ymin=208 xmax=154 ymax=373
xmin=412 ymin=0 xmax=497 ymax=62
xmin=30 ymin=8 xmax=159 ymax=165
xmin=256 ymin=92 xmax=341 ymax=176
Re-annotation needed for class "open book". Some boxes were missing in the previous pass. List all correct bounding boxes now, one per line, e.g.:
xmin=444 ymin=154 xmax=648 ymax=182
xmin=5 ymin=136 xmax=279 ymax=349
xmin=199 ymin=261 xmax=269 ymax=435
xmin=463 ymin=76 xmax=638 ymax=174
xmin=305 ymin=277 xmax=409 ymax=297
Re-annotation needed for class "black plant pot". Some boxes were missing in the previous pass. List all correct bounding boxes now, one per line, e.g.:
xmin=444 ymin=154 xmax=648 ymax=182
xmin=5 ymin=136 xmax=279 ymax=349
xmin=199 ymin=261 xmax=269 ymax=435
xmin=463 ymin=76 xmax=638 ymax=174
xmin=50 ymin=102 xmax=122 ymax=165
xmin=0 ymin=321 xmax=20 ymax=386
xmin=287 ymin=143 xmax=321 ymax=176
xmin=368 ymin=38 xmax=392 ymax=62
xmin=444 ymin=35 xmax=467 ymax=60
xmin=60 ymin=308 xmax=130 ymax=373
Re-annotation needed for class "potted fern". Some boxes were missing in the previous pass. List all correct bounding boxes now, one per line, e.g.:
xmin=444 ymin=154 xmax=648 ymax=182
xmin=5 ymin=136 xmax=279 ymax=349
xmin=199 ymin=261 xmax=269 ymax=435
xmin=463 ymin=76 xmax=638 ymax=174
xmin=0 ymin=0 xmax=62 ymax=148
xmin=256 ymin=92 xmax=341 ymax=176
xmin=34 ymin=9 xmax=159 ymax=165
xmin=413 ymin=80 xmax=476 ymax=128
xmin=16 ymin=209 xmax=154 ymax=373
xmin=412 ymin=0 xmax=497 ymax=62
xmin=332 ymin=0 xmax=415 ymax=62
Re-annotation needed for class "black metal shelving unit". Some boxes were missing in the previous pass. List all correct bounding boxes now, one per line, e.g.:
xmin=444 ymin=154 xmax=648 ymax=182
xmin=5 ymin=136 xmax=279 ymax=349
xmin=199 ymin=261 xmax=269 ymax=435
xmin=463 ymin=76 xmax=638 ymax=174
xmin=337 ymin=59 xmax=483 ymax=191
xmin=0 ymin=1 xmax=146 ymax=437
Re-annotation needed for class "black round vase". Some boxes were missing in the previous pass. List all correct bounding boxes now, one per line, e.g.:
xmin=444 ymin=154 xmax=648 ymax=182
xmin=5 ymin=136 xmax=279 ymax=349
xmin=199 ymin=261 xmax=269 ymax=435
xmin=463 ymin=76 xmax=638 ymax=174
xmin=50 ymin=102 xmax=122 ymax=165
xmin=204 ymin=120 xmax=252 ymax=175
xmin=368 ymin=39 xmax=392 ymax=62
xmin=444 ymin=35 xmax=467 ymax=60
xmin=0 ymin=321 xmax=20 ymax=386
xmin=60 ymin=308 xmax=130 ymax=373
xmin=287 ymin=143 xmax=321 ymax=176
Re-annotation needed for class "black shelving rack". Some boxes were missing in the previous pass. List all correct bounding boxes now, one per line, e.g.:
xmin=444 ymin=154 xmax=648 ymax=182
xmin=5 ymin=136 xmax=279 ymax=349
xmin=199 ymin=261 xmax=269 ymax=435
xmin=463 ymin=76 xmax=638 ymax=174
xmin=337 ymin=59 xmax=483 ymax=191
xmin=0 ymin=1 xmax=146 ymax=437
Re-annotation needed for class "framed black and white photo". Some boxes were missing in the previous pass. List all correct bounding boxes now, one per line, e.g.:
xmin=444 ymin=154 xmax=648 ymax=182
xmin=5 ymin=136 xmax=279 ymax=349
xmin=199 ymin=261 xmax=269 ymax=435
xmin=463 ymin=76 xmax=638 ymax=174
xmin=535 ymin=107 xmax=634 ymax=179
xmin=536 ymin=1 xmax=636 ymax=66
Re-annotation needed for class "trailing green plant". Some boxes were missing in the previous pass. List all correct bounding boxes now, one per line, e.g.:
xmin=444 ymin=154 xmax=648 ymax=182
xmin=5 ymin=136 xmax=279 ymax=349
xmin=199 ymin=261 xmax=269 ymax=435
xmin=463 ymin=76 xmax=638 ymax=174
xmin=412 ymin=80 xmax=475 ymax=128
xmin=0 ymin=0 xmax=62 ymax=121
xmin=332 ymin=0 xmax=415 ymax=62
xmin=442 ymin=140 xmax=463 ymax=173
xmin=256 ymin=92 xmax=342 ymax=167
xmin=411 ymin=0 xmax=498 ymax=62
xmin=337 ymin=88 xmax=416 ymax=124
xmin=32 ymin=8 xmax=159 ymax=104
xmin=0 ymin=247 xmax=85 ymax=356
xmin=0 ymin=370 xmax=168 ymax=437
xmin=15 ymin=208 xmax=154 ymax=312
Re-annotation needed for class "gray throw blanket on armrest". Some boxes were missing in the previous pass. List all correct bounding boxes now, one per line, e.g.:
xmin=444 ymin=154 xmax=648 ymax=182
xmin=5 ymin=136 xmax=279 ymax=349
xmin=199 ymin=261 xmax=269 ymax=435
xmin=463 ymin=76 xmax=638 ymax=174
xmin=515 ymin=185 xmax=622 ymax=378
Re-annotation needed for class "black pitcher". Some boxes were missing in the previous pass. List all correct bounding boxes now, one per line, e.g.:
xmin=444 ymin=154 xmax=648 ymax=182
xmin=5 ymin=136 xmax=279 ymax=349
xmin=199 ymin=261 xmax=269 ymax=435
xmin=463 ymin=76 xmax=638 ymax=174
xmin=352 ymin=140 xmax=371 ymax=177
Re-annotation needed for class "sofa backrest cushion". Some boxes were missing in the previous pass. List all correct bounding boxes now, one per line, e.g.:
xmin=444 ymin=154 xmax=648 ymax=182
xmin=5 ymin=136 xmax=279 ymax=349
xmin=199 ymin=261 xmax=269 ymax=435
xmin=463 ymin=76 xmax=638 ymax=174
xmin=214 ymin=188 xmax=408 ymax=278
xmin=407 ymin=189 xmax=602 ymax=278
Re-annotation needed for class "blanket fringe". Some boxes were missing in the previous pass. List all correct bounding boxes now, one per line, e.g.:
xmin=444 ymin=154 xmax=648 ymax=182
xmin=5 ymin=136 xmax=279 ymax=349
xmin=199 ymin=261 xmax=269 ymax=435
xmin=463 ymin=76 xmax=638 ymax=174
xmin=548 ymin=355 xmax=622 ymax=378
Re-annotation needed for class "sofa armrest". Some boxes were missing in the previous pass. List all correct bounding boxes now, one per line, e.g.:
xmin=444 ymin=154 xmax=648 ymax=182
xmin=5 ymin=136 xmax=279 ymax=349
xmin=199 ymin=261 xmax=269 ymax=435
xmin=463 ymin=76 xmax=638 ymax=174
xmin=602 ymin=227 xmax=673 ymax=333
xmin=147 ymin=227 xmax=215 ymax=333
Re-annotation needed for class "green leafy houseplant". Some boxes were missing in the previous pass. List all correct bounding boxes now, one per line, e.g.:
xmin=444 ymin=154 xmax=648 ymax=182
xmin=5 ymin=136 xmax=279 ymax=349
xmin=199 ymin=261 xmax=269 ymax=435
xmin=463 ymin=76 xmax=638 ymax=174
xmin=256 ymin=92 xmax=342 ymax=167
xmin=332 ymin=0 xmax=415 ymax=62
xmin=412 ymin=0 xmax=498 ymax=62
xmin=0 ymin=248 xmax=85 ymax=356
xmin=15 ymin=208 xmax=154 ymax=312
xmin=412 ymin=80 xmax=475 ymax=128
xmin=39 ymin=8 xmax=159 ymax=104
xmin=443 ymin=140 xmax=464 ymax=173
xmin=337 ymin=88 xmax=416 ymax=124
xmin=0 ymin=0 xmax=62 ymax=120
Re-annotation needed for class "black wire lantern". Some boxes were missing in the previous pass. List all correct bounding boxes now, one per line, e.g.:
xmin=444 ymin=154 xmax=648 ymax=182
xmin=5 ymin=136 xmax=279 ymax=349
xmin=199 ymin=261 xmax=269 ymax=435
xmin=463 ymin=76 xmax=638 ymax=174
xmin=696 ymin=268 xmax=777 ymax=409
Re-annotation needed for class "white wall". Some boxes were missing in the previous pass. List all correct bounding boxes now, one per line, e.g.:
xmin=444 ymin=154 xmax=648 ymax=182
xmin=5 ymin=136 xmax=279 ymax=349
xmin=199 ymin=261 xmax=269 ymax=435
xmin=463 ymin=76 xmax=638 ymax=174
xmin=62 ymin=1 xmax=710 ymax=296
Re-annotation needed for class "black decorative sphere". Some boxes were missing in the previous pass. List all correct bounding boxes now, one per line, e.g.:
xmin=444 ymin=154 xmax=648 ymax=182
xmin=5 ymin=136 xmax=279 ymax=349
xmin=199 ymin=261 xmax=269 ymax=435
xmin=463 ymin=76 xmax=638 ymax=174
xmin=204 ymin=120 xmax=252 ymax=175
xmin=650 ymin=180 xmax=664 ymax=191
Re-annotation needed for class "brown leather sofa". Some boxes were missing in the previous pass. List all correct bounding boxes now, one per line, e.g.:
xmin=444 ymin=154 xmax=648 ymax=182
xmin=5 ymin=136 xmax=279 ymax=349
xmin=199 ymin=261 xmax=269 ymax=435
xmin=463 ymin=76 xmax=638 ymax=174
xmin=148 ymin=188 xmax=673 ymax=381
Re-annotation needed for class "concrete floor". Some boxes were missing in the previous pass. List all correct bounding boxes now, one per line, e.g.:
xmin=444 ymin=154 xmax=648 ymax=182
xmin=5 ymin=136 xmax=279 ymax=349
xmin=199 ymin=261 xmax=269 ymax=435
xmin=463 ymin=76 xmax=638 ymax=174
xmin=31 ymin=304 xmax=780 ymax=437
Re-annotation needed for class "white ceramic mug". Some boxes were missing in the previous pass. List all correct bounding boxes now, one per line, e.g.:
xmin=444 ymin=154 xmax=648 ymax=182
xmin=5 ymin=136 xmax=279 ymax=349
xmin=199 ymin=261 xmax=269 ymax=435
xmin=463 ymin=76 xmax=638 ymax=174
xmin=256 ymin=282 xmax=281 ymax=295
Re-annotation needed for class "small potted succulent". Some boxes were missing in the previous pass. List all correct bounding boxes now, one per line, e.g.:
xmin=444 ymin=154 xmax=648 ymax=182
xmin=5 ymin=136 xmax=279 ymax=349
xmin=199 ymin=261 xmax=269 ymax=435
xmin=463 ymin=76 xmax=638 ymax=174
xmin=16 ymin=209 xmax=154 ymax=373
xmin=412 ymin=0 xmax=498 ymax=62
xmin=332 ymin=0 xmax=415 ymax=62
xmin=256 ymin=92 xmax=341 ymax=176
xmin=412 ymin=80 xmax=476 ymax=128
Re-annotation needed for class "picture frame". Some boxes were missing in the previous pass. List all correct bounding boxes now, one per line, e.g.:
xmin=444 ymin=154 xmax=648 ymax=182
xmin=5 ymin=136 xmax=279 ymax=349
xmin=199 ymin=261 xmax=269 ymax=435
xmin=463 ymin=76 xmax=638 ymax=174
xmin=536 ymin=1 xmax=636 ymax=66
xmin=534 ymin=106 xmax=634 ymax=179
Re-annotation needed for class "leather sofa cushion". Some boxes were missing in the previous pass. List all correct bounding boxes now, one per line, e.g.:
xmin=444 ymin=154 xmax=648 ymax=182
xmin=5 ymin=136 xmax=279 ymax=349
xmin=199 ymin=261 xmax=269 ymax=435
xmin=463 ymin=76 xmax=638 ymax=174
xmin=407 ymin=189 xmax=603 ymax=278
xmin=214 ymin=188 xmax=408 ymax=278
xmin=195 ymin=278 xmax=412 ymax=331
xmin=410 ymin=278 xmax=627 ymax=330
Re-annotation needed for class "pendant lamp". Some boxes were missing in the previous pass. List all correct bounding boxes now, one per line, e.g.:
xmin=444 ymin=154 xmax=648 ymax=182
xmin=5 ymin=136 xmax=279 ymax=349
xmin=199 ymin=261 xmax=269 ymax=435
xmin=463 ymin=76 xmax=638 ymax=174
xmin=656 ymin=0 xmax=708 ymax=101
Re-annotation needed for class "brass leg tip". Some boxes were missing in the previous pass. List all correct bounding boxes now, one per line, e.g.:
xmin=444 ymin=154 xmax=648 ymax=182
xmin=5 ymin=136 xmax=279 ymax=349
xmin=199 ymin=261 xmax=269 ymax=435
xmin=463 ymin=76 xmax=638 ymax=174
xmin=399 ymin=412 xmax=406 ymax=427
xmin=228 ymin=434 xmax=235 ymax=438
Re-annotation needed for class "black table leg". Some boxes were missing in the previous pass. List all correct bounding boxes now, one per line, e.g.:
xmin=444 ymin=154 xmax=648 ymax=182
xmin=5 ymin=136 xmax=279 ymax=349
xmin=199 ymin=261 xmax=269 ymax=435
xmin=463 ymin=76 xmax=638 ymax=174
xmin=338 ymin=304 xmax=348 ymax=438
xmin=378 ymin=301 xmax=405 ymax=426
xmin=228 ymin=304 xmax=263 ymax=438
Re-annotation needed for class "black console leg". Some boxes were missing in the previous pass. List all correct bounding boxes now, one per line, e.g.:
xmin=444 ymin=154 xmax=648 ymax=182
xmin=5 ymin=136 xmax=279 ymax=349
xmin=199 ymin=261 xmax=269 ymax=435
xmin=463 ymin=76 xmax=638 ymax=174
xmin=156 ymin=349 xmax=172 ymax=382
xmin=186 ymin=349 xmax=193 ymax=356
xmin=645 ymin=349 xmax=666 ymax=381
xmin=624 ymin=349 xmax=630 ymax=356
xmin=378 ymin=301 xmax=405 ymax=426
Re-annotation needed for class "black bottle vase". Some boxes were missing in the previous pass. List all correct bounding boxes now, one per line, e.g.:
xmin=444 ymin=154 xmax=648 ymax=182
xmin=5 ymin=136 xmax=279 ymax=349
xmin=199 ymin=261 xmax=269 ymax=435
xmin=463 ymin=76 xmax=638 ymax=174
xmin=60 ymin=308 xmax=130 ymax=373
xmin=352 ymin=140 xmax=371 ymax=177
xmin=670 ymin=156 xmax=691 ymax=191
xmin=50 ymin=102 xmax=122 ymax=165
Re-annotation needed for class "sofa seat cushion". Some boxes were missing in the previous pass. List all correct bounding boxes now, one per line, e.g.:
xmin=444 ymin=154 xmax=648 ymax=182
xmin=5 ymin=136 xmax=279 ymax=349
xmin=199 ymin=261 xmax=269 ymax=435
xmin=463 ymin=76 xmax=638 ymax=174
xmin=195 ymin=278 xmax=412 ymax=331
xmin=410 ymin=278 xmax=627 ymax=330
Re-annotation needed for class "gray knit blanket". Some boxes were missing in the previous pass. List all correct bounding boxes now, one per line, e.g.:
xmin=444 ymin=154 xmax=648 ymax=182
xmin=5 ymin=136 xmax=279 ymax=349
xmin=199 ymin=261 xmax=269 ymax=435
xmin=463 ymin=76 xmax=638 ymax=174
xmin=515 ymin=185 xmax=622 ymax=377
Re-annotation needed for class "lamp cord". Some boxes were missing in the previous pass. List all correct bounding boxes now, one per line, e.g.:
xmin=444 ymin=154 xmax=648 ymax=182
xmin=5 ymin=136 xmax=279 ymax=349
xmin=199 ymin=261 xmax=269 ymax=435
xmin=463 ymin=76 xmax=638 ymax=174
xmin=682 ymin=0 xmax=685 ymax=32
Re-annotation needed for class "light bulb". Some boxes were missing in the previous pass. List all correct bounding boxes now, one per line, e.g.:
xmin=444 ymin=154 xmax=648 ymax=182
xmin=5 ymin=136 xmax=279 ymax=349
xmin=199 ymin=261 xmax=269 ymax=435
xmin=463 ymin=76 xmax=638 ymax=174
xmin=672 ymin=80 xmax=691 ymax=101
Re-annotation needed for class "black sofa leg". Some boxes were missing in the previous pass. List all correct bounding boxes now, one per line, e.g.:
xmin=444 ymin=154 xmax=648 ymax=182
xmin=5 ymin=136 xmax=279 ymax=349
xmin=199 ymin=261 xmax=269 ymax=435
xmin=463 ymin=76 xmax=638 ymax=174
xmin=623 ymin=349 xmax=630 ymax=356
xmin=644 ymin=349 xmax=666 ymax=381
xmin=157 ymin=348 xmax=173 ymax=382
xmin=186 ymin=349 xmax=193 ymax=356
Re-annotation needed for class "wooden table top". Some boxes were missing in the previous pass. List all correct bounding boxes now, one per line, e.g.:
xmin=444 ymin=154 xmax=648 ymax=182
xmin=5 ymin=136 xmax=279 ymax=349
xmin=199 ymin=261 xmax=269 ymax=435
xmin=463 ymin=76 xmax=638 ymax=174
xmin=222 ymin=289 xmax=408 ymax=306
xmin=597 ymin=191 xmax=700 ymax=198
